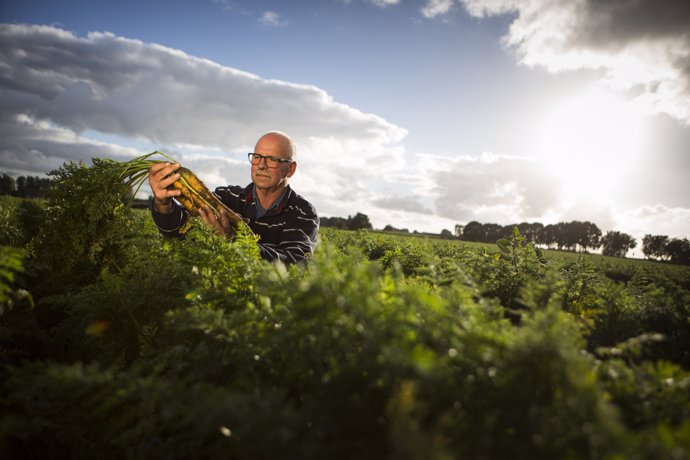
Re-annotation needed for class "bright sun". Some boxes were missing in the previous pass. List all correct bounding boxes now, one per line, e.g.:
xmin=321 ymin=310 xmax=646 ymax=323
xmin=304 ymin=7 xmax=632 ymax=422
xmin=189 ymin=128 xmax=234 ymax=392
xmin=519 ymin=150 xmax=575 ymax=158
xmin=534 ymin=86 xmax=646 ymax=196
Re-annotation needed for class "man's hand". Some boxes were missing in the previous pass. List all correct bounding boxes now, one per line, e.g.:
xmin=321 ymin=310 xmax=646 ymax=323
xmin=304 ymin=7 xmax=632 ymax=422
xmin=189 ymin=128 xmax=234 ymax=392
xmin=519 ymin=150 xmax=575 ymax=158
xmin=198 ymin=206 xmax=233 ymax=237
xmin=148 ymin=162 xmax=182 ymax=214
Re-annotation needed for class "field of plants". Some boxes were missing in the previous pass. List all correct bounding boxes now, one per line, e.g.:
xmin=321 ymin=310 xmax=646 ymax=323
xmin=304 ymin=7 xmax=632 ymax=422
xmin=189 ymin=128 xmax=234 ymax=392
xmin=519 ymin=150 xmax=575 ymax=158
xmin=1 ymin=159 xmax=690 ymax=459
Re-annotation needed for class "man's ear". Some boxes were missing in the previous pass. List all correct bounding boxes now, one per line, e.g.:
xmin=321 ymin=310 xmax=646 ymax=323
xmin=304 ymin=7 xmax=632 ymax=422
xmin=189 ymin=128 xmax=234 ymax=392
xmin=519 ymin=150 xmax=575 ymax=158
xmin=287 ymin=162 xmax=297 ymax=178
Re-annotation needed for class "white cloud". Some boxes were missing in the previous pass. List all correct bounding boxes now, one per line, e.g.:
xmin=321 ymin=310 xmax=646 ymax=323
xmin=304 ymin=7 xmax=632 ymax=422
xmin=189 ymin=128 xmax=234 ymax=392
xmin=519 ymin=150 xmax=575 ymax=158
xmin=618 ymin=204 xmax=690 ymax=241
xmin=0 ymin=23 xmax=417 ymax=227
xmin=369 ymin=0 xmax=401 ymax=8
xmin=0 ymin=24 xmax=406 ymax=167
xmin=557 ymin=194 xmax=618 ymax=234
xmin=373 ymin=194 xmax=434 ymax=214
xmin=430 ymin=152 xmax=561 ymax=223
xmin=1 ymin=23 xmax=687 ymax=239
xmin=460 ymin=0 xmax=690 ymax=124
xmin=421 ymin=0 xmax=455 ymax=19
xmin=212 ymin=0 xmax=239 ymax=11
xmin=0 ymin=113 xmax=139 ymax=175
xmin=259 ymin=11 xmax=287 ymax=27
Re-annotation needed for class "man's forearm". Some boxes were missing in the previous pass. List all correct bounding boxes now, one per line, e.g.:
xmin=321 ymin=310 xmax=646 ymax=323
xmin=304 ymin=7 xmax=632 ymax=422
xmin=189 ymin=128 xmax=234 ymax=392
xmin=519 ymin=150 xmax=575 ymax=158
xmin=150 ymin=198 xmax=188 ymax=238
xmin=152 ymin=197 xmax=174 ymax=214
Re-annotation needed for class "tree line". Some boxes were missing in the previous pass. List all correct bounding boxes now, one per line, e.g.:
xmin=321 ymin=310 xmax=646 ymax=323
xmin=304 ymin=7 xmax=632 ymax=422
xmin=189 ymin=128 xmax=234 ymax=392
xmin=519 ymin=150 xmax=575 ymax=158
xmin=455 ymin=220 xmax=689 ymax=264
xmin=1 ymin=173 xmax=51 ymax=198
xmin=320 ymin=212 xmax=373 ymax=231
xmin=458 ymin=221 xmax=604 ymax=252
xmin=641 ymin=234 xmax=690 ymax=264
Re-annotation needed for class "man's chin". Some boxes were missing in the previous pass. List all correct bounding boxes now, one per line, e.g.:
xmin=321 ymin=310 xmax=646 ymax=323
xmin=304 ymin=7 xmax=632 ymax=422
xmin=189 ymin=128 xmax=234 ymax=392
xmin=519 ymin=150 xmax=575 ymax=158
xmin=253 ymin=179 xmax=273 ymax=189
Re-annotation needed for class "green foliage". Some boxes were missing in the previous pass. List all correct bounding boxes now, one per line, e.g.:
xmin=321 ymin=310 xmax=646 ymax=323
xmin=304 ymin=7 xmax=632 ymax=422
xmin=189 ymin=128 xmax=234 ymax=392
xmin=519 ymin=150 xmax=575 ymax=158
xmin=0 ymin=196 xmax=22 ymax=246
xmin=559 ymin=256 xmax=604 ymax=329
xmin=379 ymin=242 xmax=432 ymax=276
xmin=596 ymin=353 xmax=690 ymax=455
xmin=469 ymin=226 xmax=548 ymax=312
xmin=28 ymin=159 xmax=135 ymax=294
xmin=1 ymin=166 xmax=690 ymax=459
xmin=0 ymin=246 xmax=33 ymax=315
xmin=15 ymin=199 xmax=46 ymax=244
xmin=0 ymin=196 xmax=46 ymax=247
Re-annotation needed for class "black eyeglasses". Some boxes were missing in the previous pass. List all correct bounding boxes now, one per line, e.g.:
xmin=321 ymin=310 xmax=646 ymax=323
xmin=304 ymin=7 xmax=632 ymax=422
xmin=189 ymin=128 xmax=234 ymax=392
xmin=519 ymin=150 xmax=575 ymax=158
xmin=247 ymin=153 xmax=294 ymax=168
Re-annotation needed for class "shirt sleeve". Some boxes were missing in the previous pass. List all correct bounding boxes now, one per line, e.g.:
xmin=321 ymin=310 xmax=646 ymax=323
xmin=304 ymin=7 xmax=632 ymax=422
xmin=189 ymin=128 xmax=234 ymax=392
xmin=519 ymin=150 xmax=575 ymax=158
xmin=150 ymin=198 xmax=189 ymax=239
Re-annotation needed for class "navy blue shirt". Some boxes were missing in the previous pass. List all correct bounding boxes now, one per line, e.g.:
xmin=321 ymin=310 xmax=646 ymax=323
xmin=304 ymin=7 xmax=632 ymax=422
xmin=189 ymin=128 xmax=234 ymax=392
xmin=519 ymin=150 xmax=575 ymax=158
xmin=151 ymin=183 xmax=319 ymax=264
xmin=254 ymin=185 xmax=287 ymax=219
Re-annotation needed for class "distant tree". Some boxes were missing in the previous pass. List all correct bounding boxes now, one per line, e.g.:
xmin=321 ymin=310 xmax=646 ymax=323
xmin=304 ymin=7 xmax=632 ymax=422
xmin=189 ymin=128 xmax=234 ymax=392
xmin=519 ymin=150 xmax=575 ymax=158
xmin=539 ymin=224 xmax=560 ymax=249
xmin=580 ymin=221 xmax=602 ymax=252
xmin=320 ymin=216 xmax=349 ymax=229
xmin=461 ymin=221 xmax=483 ymax=242
xmin=15 ymin=175 xmax=51 ymax=198
xmin=15 ymin=176 xmax=26 ymax=196
xmin=319 ymin=213 xmax=375 ymax=231
xmin=0 ymin=173 xmax=16 ymax=195
xmin=383 ymin=224 xmax=409 ymax=233
xmin=454 ymin=224 xmax=464 ymax=239
xmin=483 ymin=223 xmax=505 ymax=243
xmin=348 ymin=212 xmax=372 ymax=231
xmin=601 ymin=231 xmax=636 ymax=258
xmin=561 ymin=220 xmax=601 ymax=252
xmin=440 ymin=229 xmax=453 ymax=239
xmin=501 ymin=225 xmax=516 ymax=240
xmin=517 ymin=222 xmax=543 ymax=244
xmin=642 ymin=234 xmax=669 ymax=260
xmin=550 ymin=222 xmax=570 ymax=250
xmin=665 ymin=238 xmax=690 ymax=265
xmin=556 ymin=222 xmax=572 ymax=250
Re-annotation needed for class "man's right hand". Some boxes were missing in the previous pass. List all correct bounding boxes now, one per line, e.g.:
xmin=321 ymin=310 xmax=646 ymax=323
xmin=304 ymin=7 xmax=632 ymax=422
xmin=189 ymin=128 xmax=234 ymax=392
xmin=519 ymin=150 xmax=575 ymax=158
xmin=148 ymin=162 xmax=182 ymax=214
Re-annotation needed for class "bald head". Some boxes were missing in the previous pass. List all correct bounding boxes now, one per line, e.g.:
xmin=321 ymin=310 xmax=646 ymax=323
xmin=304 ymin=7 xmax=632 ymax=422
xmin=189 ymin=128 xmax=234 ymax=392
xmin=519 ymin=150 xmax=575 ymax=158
xmin=258 ymin=131 xmax=296 ymax=161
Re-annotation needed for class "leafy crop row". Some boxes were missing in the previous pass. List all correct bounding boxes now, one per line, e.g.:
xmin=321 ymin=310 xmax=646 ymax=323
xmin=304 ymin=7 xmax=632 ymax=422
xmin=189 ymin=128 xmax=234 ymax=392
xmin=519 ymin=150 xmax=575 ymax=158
xmin=1 ymin=160 xmax=689 ymax=459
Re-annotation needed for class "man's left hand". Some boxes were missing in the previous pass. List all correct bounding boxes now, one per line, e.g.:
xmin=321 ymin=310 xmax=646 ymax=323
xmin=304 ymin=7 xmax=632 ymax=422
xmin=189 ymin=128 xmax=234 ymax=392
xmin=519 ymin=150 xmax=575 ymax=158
xmin=198 ymin=206 xmax=232 ymax=237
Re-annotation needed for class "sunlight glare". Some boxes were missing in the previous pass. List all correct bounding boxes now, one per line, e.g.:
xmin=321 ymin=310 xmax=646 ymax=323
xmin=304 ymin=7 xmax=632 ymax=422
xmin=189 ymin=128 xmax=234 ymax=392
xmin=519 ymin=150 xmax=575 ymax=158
xmin=533 ymin=87 xmax=646 ymax=197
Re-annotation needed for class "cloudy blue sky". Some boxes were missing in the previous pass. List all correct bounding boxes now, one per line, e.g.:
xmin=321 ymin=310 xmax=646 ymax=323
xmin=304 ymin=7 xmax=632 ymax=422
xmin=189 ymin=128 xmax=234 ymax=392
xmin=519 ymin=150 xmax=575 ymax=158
xmin=1 ymin=0 xmax=689 ymax=246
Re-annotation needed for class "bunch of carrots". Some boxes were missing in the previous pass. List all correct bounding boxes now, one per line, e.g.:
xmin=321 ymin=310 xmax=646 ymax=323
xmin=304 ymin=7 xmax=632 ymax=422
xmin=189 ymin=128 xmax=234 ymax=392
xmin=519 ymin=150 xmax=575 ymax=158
xmin=119 ymin=151 xmax=248 ymax=235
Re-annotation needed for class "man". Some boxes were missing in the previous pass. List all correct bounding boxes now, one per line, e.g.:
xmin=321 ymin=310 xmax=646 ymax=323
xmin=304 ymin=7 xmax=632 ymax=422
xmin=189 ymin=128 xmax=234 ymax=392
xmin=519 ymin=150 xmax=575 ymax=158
xmin=148 ymin=131 xmax=319 ymax=263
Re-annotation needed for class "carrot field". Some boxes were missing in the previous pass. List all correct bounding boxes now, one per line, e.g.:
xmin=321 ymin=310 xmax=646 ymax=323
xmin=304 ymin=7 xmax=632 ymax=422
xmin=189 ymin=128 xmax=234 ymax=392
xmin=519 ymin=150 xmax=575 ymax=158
xmin=1 ymin=160 xmax=689 ymax=459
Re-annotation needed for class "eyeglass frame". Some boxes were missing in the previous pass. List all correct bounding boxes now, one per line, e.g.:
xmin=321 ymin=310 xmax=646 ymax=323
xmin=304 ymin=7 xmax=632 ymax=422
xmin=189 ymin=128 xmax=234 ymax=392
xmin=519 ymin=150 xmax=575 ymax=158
xmin=247 ymin=152 xmax=294 ymax=168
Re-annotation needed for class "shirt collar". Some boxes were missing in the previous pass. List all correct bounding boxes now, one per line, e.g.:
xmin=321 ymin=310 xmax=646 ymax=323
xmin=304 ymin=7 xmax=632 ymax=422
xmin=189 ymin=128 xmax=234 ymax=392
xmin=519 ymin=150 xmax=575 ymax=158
xmin=251 ymin=184 xmax=289 ymax=217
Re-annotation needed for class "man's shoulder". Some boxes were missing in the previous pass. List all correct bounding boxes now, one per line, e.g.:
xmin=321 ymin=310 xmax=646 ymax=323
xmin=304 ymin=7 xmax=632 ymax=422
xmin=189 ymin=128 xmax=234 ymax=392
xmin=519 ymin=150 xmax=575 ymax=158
xmin=286 ymin=187 xmax=318 ymax=218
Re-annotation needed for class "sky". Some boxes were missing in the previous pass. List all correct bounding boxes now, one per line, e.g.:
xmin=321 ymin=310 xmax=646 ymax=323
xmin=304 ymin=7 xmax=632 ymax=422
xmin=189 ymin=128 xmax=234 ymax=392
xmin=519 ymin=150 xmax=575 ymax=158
xmin=1 ymin=0 xmax=689 ymax=249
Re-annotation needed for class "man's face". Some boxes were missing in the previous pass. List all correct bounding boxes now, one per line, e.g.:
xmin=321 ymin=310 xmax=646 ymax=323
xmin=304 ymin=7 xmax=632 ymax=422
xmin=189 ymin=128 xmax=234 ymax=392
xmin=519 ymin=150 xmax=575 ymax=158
xmin=251 ymin=134 xmax=296 ymax=192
